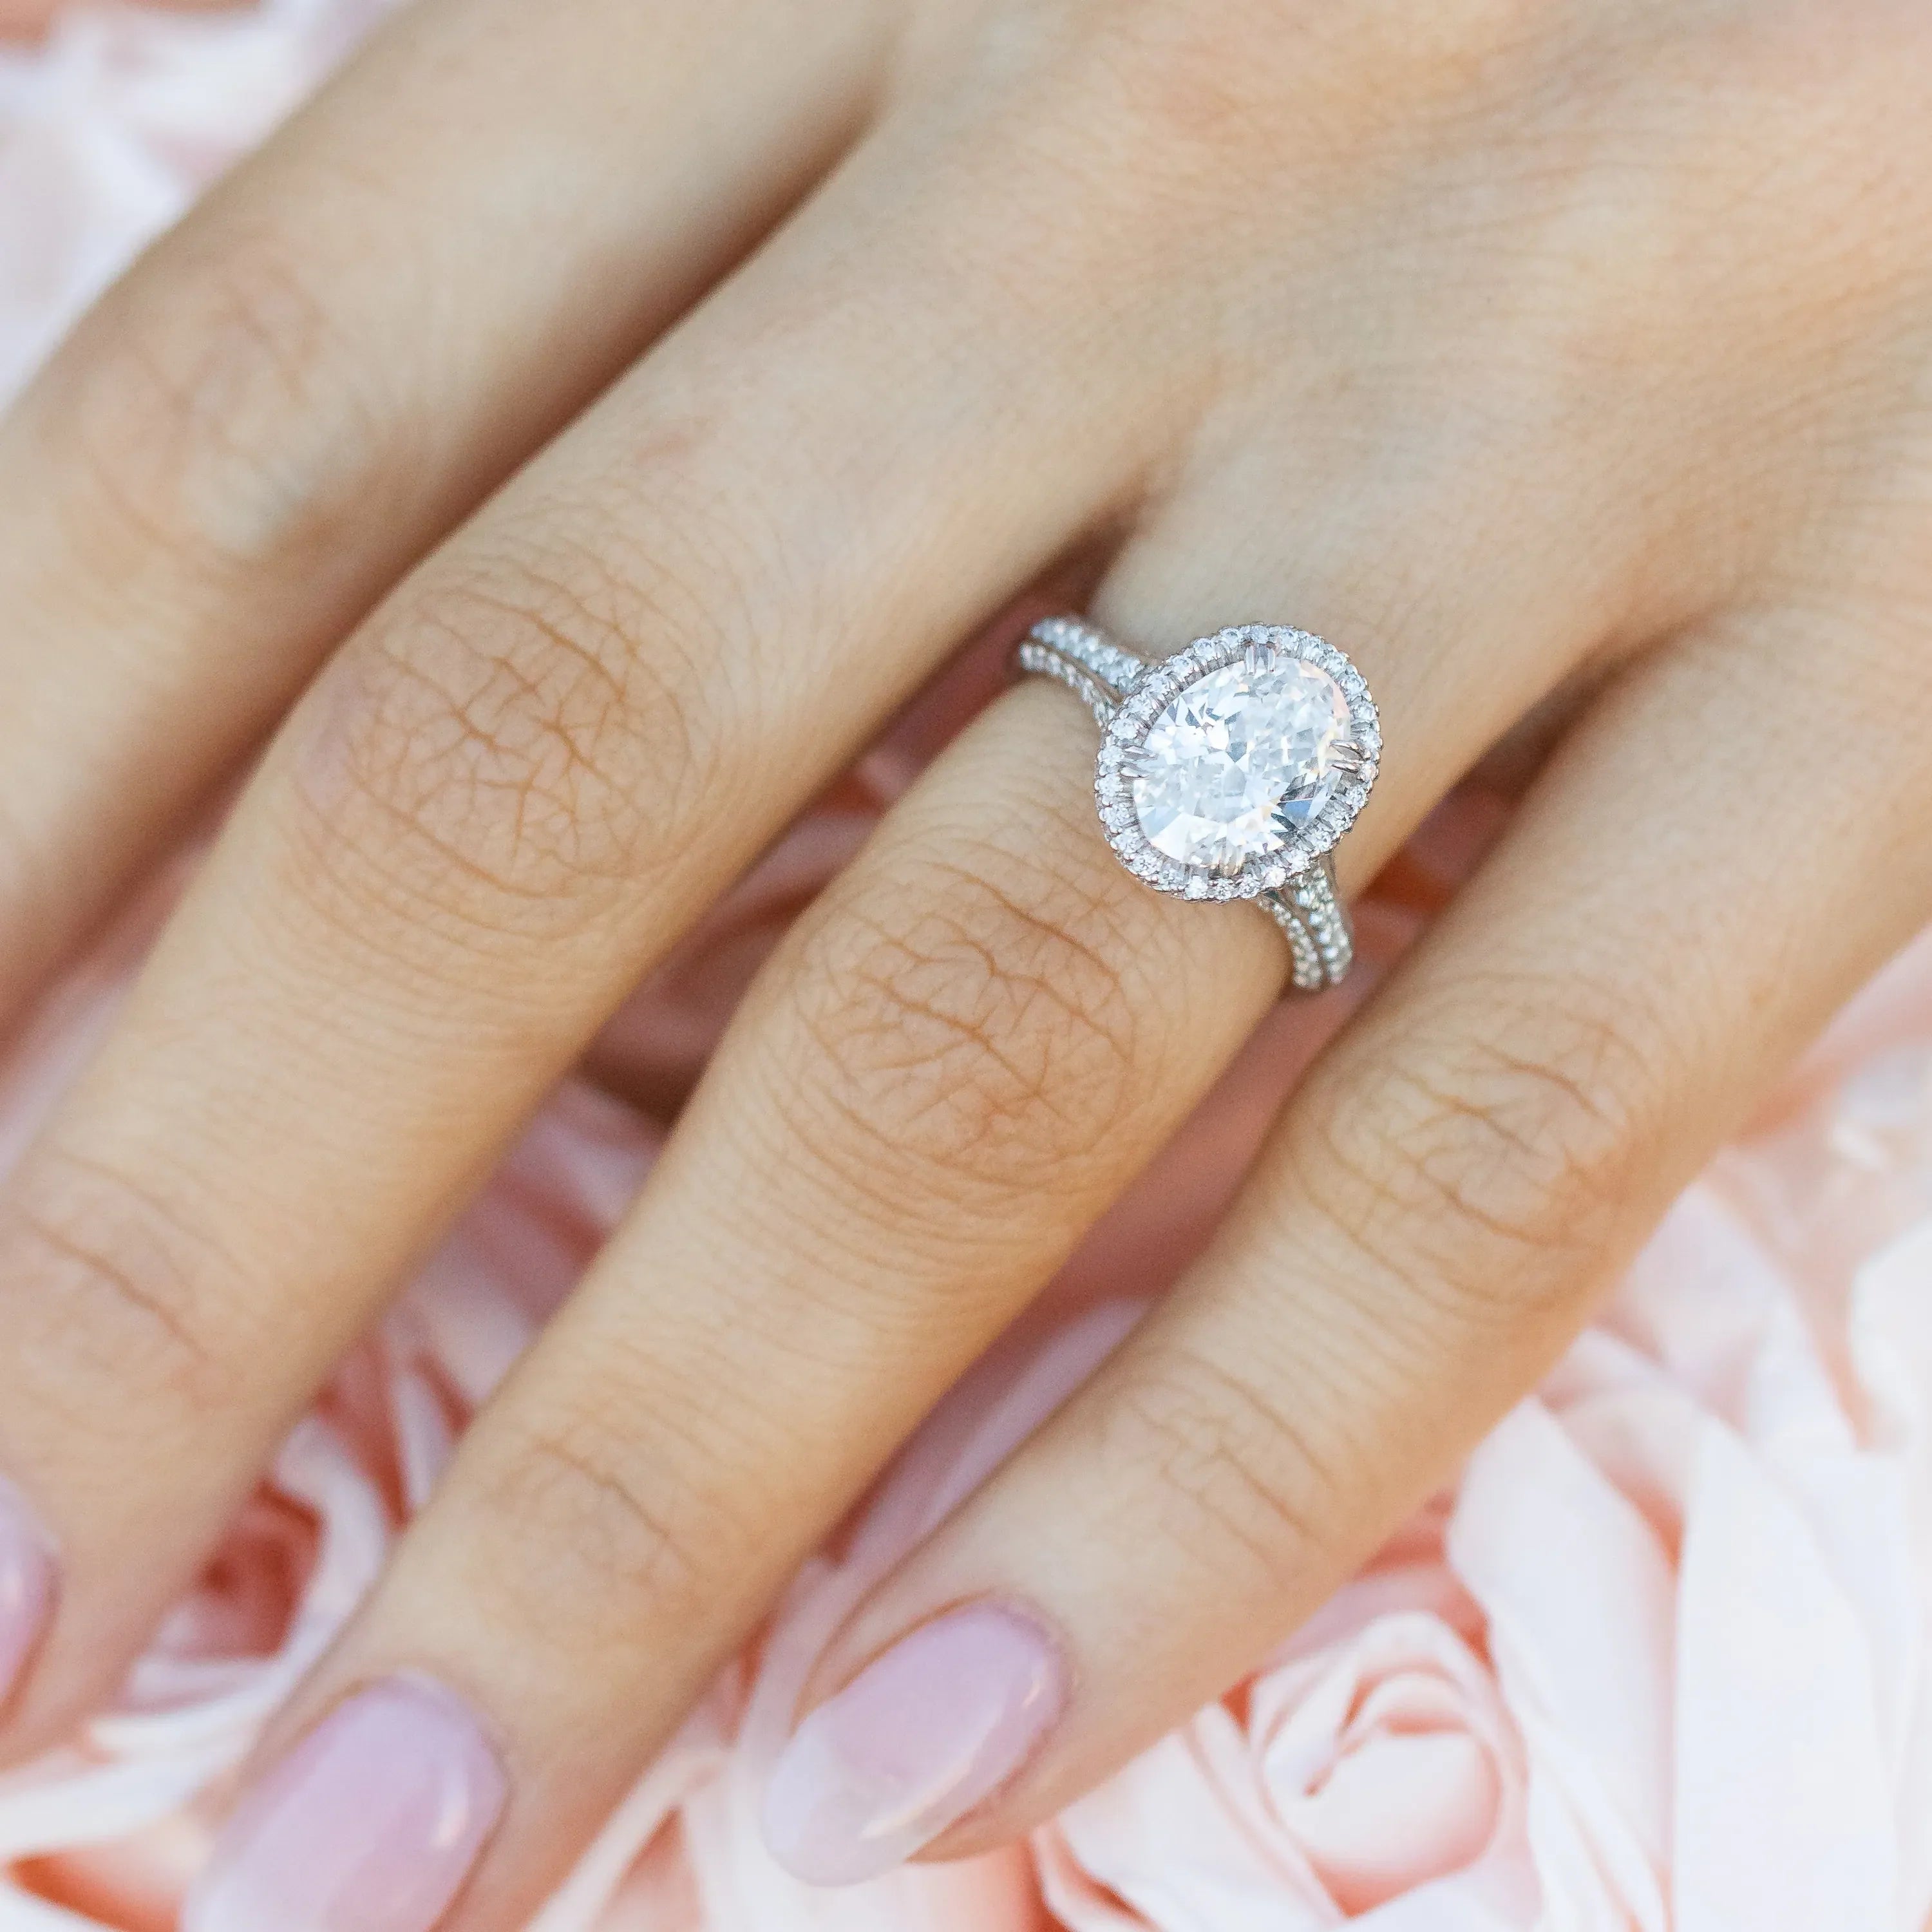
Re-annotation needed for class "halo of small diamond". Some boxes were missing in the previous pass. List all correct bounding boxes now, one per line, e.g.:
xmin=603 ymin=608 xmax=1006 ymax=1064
xmin=1092 ymin=624 xmax=1380 ymax=903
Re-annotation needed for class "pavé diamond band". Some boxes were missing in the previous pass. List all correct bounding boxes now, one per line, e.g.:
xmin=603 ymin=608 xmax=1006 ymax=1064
xmin=1016 ymin=616 xmax=1381 ymax=994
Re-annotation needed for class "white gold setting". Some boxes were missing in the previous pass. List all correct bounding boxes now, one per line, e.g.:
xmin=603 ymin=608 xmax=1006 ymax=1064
xmin=1017 ymin=617 xmax=1380 ymax=994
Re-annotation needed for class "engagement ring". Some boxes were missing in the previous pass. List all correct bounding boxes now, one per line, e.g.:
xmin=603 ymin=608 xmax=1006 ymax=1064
xmin=1017 ymin=618 xmax=1380 ymax=992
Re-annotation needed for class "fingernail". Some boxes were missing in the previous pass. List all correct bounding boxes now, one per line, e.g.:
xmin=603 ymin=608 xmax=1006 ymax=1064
xmin=0 ymin=1477 xmax=54 ymax=1712
xmin=761 ymin=1604 xmax=1065 ymax=1886
xmin=184 ymin=1675 xmax=507 ymax=1932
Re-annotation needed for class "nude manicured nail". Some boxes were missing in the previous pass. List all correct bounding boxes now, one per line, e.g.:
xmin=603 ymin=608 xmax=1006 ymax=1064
xmin=761 ymin=1604 xmax=1065 ymax=1885
xmin=0 ymin=1478 xmax=53 ymax=1710
xmin=184 ymin=1675 xmax=507 ymax=1932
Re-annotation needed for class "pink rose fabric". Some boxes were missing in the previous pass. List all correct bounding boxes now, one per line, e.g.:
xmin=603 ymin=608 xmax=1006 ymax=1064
xmin=1029 ymin=949 xmax=1932 ymax=1932
xmin=5 ymin=6 xmax=1932 ymax=1929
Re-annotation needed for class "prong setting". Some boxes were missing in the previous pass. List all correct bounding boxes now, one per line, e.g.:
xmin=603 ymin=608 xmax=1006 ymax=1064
xmin=1092 ymin=624 xmax=1380 ymax=904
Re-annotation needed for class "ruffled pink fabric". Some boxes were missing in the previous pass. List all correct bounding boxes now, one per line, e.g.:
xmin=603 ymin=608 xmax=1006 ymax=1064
xmin=5 ymin=7 xmax=1932 ymax=1927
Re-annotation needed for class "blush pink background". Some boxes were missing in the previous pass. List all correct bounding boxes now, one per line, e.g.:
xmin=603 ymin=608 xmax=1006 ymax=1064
xmin=4 ymin=6 xmax=1932 ymax=1927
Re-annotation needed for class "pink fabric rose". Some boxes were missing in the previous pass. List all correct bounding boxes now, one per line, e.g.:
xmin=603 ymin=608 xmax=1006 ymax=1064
xmin=1024 ymin=938 xmax=1932 ymax=1932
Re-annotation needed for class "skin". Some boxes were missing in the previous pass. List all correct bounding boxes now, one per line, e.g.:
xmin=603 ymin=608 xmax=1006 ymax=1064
xmin=2 ymin=0 xmax=1931 ymax=1917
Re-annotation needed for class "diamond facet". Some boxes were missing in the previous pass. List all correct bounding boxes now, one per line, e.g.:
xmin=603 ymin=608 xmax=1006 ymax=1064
xmin=1127 ymin=650 xmax=1351 ymax=874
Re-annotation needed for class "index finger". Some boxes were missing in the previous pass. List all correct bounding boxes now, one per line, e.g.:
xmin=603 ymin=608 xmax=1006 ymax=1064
xmin=0 ymin=0 xmax=882 ymax=1016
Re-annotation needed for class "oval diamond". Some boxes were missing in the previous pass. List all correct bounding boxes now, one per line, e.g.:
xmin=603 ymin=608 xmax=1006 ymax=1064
xmin=1128 ymin=650 xmax=1350 ymax=875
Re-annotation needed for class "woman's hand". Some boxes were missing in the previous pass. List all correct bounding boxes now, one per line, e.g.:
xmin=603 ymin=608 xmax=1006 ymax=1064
xmin=0 ymin=0 xmax=1928 ymax=1923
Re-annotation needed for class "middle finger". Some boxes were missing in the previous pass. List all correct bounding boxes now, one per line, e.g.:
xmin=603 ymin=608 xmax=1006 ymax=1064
xmin=0 ymin=100 xmax=1161 ymax=1760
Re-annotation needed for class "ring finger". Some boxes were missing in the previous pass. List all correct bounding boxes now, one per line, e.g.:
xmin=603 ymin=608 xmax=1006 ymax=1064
xmin=185 ymin=462 xmax=1635 ymax=1929
xmin=781 ymin=583 xmax=1932 ymax=1882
